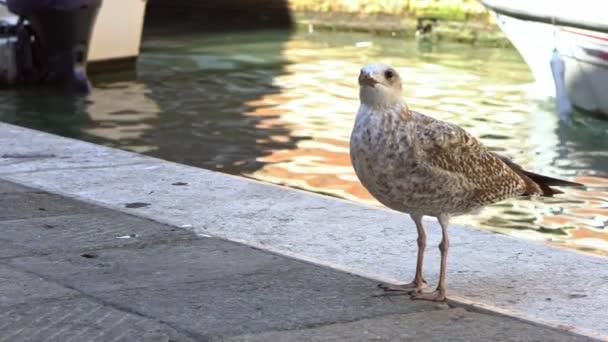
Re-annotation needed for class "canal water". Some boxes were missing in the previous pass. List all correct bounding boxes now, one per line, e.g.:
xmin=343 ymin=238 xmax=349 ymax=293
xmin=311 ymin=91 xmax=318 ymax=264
xmin=1 ymin=29 xmax=607 ymax=255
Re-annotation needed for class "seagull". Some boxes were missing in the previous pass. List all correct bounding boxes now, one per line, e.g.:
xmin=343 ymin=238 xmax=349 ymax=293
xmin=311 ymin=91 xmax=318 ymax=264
xmin=350 ymin=63 xmax=582 ymax=302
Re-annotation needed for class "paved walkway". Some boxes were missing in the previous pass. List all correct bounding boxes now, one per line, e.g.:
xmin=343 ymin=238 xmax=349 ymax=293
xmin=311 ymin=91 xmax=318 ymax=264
xmin=0 ymin=180 xmax=593 ymax=341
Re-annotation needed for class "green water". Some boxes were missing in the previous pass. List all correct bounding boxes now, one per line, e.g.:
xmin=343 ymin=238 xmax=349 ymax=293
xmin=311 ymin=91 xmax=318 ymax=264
xmin=1 ymin=29 xmax=607 ymax=254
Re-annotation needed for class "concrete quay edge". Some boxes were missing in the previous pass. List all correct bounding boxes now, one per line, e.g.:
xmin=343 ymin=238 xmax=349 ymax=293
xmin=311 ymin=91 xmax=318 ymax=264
xmin=1 ymin=122 xmax=606 ymax=341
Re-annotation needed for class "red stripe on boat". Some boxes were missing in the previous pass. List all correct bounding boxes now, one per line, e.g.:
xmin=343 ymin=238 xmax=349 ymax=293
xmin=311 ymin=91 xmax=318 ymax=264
xmin=560 ymin=27 xmax=608 ymax=43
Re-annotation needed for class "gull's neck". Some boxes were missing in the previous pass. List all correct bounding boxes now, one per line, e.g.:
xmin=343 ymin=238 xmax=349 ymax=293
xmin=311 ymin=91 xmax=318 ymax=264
xmin=360 ymin=99 xmax=409 ymax=117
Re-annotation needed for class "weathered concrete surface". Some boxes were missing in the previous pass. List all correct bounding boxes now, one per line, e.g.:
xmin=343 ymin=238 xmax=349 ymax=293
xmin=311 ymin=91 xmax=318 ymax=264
xmin=1 ymin=123 xmax=607 ymax=339
xmin=0 ymin=264 xmax=78 ymax=307
xmin=1 ymin=298 xmax=189 ymax=341
xmin=220 ymin=308 xmax=585 ymax=342
xmin=0 ymin=191 xmax=97 ymax=221
xmin=0 ymin=213 xmax=193 ymax=258
xmin=0 ymin=180 xmax=593 ymax=341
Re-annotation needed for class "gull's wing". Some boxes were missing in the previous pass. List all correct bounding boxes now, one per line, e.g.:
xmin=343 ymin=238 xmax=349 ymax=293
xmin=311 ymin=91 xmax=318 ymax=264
xmin=410 ymin=111 xmax=540 ymax=205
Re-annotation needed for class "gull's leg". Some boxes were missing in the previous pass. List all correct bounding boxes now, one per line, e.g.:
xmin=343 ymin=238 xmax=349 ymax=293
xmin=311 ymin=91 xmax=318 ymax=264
xmin=379 ymin=213 xmax=427 ymax=293
xmin=412 ymin=214 xmax=449 ymax=302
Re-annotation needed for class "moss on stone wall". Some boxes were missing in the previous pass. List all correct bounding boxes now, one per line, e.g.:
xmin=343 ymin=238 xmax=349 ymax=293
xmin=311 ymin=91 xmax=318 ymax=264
xmin=288 ymin=0 xmax=490 ymax=22
xmin=292 ymin=10 xmax=509 ymax=47
xmin=288 ymin=1 xmax=509 ymax=46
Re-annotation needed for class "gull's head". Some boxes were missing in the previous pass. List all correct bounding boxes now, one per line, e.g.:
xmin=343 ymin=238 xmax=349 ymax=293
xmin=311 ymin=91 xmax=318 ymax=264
xmin=358 ymin=63 xmax=403 ymax=109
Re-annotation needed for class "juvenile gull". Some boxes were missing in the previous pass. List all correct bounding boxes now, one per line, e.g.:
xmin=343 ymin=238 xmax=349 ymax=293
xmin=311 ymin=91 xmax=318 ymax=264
xmin=350 ymin=63 xmax=582 ymax=302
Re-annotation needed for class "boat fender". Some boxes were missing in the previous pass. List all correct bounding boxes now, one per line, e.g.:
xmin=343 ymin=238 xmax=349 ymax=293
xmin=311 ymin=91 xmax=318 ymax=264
xmin=550 ymin=48 xmax=573 ymax=120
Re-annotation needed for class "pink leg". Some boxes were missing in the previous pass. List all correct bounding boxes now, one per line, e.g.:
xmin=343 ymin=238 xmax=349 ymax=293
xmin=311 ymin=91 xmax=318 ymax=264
xmin=412 ymin=214 xmax=449 ymax=302
xmin=379 ymin=213 xmax=427 ymax=293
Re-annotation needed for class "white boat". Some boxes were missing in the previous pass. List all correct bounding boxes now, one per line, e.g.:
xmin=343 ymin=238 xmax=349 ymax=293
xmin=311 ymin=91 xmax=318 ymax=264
xmin=481 ymin=0 xmax=608 ymax=118
xmin=1 ymin=0 xmax=146 ymax=68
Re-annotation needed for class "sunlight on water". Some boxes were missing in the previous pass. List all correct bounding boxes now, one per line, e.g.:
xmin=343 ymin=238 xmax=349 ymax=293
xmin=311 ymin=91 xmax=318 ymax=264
xmin=236 ymin=31 xmax=608 ymax=256
xmin=1 ymin=29 xmax=607 ymax=255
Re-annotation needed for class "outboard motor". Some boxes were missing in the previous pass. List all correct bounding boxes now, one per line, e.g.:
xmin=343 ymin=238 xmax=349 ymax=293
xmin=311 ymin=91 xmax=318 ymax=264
xmin=0 ymin=0 xmax=101 ymax=94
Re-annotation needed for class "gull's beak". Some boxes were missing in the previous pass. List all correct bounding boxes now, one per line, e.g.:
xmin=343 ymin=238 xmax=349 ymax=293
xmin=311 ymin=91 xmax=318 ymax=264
xmin=358 ymin=72 xmax=378 ymax=87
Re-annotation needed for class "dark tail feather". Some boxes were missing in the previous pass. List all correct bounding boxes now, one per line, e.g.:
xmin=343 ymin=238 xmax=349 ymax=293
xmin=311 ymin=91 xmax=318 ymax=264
xmin=493 ymin=153 xmax=584 ymax=197
xmin=521 ymin=170 xmax=583 ymax=197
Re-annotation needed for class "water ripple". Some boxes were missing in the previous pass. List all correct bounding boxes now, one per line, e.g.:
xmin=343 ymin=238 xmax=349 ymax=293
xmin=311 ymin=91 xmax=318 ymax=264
xmin=1 ymin=29 xmax=606 ymax=255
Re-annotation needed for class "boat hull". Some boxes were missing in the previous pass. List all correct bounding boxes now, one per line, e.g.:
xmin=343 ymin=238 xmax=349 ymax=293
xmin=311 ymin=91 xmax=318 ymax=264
xmin=494 ymin=13 xmax=608 ymax=117
xmin=88 ymin=0 xmax=147 ymax=66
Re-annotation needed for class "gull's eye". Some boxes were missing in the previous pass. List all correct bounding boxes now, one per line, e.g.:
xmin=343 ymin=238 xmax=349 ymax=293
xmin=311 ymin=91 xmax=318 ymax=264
xmin=384 ymin=70 xmax=394 ymax=80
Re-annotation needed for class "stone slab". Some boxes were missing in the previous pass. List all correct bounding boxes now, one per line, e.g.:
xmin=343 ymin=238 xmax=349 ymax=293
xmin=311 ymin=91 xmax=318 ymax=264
xmin=0 ymin=181 xmax=36 ymax=194
xmin=0 ymin=124 xmax=150 ymax=175
xmin=0 ymin=264 xmax=77 ymax=307
xmin=0 ymin=298 xmax=192 ymax=342
xmin=6 ymin=237 xmax=442 ymax=339
xmin=0 ymin=212 xmax=193 ymax=258
xmin=0 ymin=192 xmax=97 ymax=221
xmin=0 ymin=239 xmax=32 ymax=259
xmin=0 ymin=169 xmax=596 ymax=341
xmin=220 ymin=308 xmax=591 ymax=342
xmin=98 ymin=266 xmax=442 ymax=340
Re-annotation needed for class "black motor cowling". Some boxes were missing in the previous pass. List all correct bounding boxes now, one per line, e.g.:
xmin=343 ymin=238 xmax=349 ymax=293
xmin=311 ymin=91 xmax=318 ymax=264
xmin=7 ymin=0 xmax=101 ymax=15
xmin=5 ymin=0 xmax=102 ymax=93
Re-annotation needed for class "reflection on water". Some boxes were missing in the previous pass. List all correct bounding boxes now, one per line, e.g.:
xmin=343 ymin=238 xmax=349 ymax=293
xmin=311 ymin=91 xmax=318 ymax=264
xmin=0 ymin=29 xmax=607 ymax=255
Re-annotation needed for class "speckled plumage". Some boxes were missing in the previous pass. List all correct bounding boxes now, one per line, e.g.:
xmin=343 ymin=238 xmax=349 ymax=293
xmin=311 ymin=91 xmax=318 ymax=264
xmin=350 ymin=105 xmax=534 ymax=217
xmin=350 ymin=63 xmax=581 ymax=301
